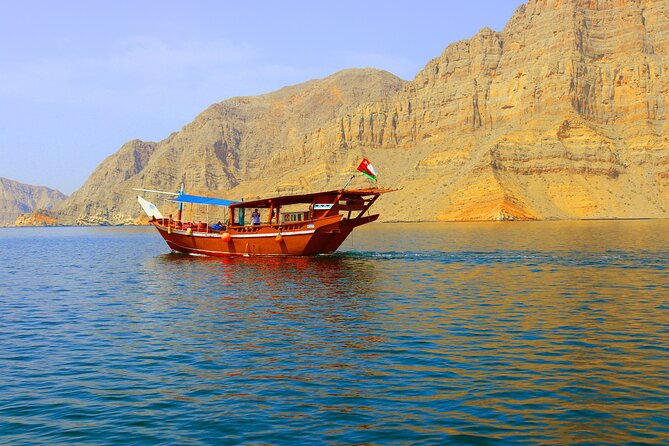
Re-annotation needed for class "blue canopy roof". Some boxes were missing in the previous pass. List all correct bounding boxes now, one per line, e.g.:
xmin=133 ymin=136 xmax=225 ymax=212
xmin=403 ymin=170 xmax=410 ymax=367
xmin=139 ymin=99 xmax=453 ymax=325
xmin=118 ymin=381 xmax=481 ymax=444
xmin=168 ymin=193 xmax=237 ymax=207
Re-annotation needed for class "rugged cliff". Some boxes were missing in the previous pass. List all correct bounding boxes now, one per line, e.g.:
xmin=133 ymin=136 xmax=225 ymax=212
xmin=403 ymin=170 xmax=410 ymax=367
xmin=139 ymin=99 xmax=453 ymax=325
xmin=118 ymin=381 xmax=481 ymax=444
xmin=56 ymin=0 xmax=669 ymax=224
xmin=0 ymin=177 xmax=67 ymax=226
xmin=56 ymin=69 xmax=407 ymax=224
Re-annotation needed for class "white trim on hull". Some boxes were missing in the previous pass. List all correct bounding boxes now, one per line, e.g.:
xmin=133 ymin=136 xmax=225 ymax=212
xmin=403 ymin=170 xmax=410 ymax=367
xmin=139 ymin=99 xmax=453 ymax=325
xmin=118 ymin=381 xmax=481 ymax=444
xmin=157 ymin=226 xmax=316 ymax=239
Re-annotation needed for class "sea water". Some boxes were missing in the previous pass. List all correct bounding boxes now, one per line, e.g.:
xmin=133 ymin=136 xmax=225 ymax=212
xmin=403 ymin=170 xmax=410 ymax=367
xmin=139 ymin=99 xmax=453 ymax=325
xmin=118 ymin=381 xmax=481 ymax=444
xmin=0 ymin=221 xmax=668 ymax=445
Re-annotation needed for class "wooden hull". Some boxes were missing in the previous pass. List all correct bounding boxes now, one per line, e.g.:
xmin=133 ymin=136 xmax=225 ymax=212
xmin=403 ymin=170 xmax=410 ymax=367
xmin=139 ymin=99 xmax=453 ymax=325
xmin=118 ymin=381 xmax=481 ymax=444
xmin=152 ymin=214 xmax=378 ymax=256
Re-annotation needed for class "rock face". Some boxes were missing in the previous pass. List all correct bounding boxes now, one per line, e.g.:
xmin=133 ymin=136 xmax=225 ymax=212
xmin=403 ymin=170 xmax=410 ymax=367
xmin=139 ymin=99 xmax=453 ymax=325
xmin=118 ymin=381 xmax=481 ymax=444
xmin=57 ymin=0 xmax=669 ymax=223
xmin=14 ymin=211 xmax=58 ymax=227
xmin=0 ymin=178 xmax=67 ymax=226
xmin=57 ymin=69 xmax=407 ymax=224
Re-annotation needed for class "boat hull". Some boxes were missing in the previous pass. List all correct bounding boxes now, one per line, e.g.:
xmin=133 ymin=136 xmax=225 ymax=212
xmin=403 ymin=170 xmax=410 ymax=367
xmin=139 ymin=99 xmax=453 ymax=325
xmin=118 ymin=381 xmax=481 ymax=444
xmin=152 ymin=214 xmax=377 ymax=256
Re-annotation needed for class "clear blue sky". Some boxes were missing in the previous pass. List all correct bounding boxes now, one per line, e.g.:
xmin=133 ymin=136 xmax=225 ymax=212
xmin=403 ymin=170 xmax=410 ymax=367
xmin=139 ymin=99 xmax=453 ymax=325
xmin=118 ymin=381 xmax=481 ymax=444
xmin=0 ymin=0 xmax=522 ymax=194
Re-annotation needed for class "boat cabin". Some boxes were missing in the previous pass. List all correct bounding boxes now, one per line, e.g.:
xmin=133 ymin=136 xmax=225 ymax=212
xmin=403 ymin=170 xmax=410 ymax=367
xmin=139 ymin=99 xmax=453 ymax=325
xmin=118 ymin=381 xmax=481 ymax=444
xmin=227 ymin=188 xmax=384 ymax=228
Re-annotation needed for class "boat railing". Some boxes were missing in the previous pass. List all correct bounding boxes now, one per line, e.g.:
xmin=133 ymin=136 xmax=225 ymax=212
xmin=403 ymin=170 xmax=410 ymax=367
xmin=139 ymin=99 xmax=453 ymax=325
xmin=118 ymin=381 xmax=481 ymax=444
xmin=157 ymin=212 xmax=343 ymax=235
xmin=159 ymin=218 xmax=221 ymax=233
xmin=230 ymin=222 xmax=308 ymax=233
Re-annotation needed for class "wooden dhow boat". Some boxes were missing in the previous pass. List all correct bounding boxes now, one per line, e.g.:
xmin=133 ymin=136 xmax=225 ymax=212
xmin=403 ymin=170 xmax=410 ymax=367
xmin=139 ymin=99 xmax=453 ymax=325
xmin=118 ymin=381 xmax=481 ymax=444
xmin=137 ymin=158 xmax=393 ymax=256
xmin=138 ymin=187 xmax=393 ymax=256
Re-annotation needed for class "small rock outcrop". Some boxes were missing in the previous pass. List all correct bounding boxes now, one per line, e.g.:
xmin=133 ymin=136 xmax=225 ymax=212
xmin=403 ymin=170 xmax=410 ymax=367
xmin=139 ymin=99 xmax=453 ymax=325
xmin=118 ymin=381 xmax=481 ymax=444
xmin=14 ymin=211 xmax=59 ymax=227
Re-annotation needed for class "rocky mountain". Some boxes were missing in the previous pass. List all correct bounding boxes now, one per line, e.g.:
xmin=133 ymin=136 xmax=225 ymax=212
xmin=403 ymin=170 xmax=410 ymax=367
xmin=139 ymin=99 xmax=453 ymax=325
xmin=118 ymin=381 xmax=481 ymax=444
xmin=0 ymin=178 xmax=67 ymax=226
xmin=57 ymin=0 xmax=669 ymax=224
xmin=57 ymin=69 xmax=406 ymax=224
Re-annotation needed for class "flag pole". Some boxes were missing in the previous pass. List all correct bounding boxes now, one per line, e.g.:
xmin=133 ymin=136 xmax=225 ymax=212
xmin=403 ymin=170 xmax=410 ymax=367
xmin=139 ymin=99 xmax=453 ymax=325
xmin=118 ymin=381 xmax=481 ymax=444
xmin=342 ymin=175 xmax=356 ymax=190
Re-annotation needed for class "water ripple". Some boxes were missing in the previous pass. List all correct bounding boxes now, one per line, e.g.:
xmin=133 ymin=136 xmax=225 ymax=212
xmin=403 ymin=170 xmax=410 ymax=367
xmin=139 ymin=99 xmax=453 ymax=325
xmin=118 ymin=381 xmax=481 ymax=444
xmin=1 ymin=222 xmax=668 ymax=444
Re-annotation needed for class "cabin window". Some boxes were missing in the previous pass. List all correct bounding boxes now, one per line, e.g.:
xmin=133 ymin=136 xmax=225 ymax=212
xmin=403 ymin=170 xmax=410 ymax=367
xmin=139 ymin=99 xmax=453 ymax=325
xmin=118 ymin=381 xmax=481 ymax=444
xmin=281 ymin=211 xmax=309 ymax=223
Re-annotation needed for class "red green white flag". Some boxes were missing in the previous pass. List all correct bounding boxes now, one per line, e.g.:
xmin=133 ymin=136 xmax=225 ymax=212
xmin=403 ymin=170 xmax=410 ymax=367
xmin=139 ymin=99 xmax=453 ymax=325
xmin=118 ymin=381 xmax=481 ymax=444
xmin=357 ymin=158 xmax=377 ymax=182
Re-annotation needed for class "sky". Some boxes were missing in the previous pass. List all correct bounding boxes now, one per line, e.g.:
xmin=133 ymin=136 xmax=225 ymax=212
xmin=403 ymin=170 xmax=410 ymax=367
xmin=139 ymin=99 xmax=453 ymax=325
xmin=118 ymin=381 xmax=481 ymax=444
xmin=0 ymin=1 xmax=522 ymax=195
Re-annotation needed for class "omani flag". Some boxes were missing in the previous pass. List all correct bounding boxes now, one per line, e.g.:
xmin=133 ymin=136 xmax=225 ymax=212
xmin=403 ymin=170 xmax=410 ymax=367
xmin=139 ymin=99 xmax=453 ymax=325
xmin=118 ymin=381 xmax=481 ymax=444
xmin=357 ymin=158 xmax=378 ymax=182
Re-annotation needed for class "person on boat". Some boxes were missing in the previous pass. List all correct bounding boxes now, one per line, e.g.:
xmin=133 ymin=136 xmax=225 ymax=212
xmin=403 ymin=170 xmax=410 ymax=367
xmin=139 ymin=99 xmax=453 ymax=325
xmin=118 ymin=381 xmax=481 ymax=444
xmin=252 ymin=209 xmax=261 ymax=225
xmin=212 ymin=221 xmax=223 ymax=231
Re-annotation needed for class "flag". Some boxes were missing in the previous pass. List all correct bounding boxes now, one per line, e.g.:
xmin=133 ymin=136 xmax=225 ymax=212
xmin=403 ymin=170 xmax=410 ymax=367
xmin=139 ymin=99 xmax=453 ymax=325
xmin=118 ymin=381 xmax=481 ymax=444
xmin=357 ymin=158 xmax=378 ymax=182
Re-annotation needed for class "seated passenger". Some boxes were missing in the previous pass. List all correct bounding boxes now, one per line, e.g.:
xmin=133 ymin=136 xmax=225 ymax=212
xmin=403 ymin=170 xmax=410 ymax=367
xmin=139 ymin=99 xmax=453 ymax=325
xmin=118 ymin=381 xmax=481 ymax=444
xmin=212 ymin=221 xmax=223 ymax=231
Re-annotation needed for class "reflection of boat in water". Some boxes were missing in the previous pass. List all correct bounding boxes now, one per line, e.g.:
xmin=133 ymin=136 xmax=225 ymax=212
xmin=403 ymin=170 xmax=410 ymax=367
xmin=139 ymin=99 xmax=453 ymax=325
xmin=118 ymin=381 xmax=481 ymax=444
xmin=138 ymin=187 xmax=394 ymax=256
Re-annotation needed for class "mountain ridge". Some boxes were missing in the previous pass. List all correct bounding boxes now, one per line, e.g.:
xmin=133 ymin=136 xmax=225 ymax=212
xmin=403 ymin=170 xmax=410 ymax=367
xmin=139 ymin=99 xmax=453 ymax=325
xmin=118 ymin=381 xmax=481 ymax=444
xmin=0 ymin=177 xmax=67 ymax=226
xmin=54 ymin=0 xmax=669 ymax=224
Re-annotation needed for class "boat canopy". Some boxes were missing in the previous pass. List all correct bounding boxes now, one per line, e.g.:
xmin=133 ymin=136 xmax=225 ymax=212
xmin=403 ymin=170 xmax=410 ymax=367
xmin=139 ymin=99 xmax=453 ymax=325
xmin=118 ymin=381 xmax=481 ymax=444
xmin=231 ymin=188 xmax=395 ymax=209
xmin=168 ymin=193 xmax=237 ymax=207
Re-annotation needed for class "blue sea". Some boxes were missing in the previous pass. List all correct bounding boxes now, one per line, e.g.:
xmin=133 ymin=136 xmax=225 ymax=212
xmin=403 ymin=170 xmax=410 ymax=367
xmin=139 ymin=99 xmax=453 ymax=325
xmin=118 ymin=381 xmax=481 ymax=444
xmin=1 ymin=221 xmax=668 ymax=445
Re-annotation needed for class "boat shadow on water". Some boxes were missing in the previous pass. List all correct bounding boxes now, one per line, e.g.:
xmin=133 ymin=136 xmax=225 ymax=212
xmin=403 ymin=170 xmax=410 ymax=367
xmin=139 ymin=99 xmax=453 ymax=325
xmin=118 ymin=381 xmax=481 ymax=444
xmin=141 ymin=250 xmax=385 ymax=305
